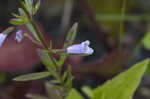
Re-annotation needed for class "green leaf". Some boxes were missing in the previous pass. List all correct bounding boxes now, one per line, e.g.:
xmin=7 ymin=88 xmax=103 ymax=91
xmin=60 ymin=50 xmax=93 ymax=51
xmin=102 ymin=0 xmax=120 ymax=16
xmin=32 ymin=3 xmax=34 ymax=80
xmin=66 ymin=89 xmax=84 ymax=99
xmin=92 ymin=59 xmax=150 ymax=99
xmin=12 ymin=13 xmax=20 ymax=18
xmin=19 ymin=8 xmax=27 ymax=17
xmin=45 ymin=82 xmax=62 ymax=99
xmin=17 ymin=8 xmax=40 ymax=41
xmin=58 ymin=23 xmax=78 ymax=66
xmin=143 ymin=31 xmax=150 ymax=50
xmin=38 ymin=50 xmax=56 ymax=75
xmin=13 ymin=71 xmax=50 ymax=81
xmin=2 ymin=27 xmax=15 ymax=35
xmin=63 ymin=22 xmax=78 ymax=48
xmin=82 ymin=86 xmax=93 ymax=98
xmin=65 ymin=66 xmax=74 ymax=88
xmin=25 ymin=0 xmax=33 ymax=14
xmin=26 ymin=22 xmax=40 ymax=41
xmin=10 ymin=17 xmax=28 ymax=25
xmin=26 ymin=93 xmax=48 ymax=99
xmin=33 ymin=0 xmax=41 ymax=15
xmin=49 ymin=40 xmax=53 ymax=49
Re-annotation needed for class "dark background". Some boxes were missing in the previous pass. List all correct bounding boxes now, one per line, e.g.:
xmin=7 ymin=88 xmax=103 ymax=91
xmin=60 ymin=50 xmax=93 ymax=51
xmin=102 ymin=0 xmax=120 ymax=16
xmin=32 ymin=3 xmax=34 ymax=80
xmin=0 ymin=0 xmax=150 ymax=99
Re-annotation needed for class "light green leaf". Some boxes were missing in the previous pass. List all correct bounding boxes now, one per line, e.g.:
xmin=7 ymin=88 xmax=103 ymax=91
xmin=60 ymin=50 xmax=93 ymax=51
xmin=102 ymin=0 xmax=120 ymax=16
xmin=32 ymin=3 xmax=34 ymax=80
xmin=10 ymin=17 xmax=28 ymax=25
xmin=92 ymin=59 xmax=150 ymax=99
xmin=19 ymin=8 xmax=27 ymax=17
xmin=143 ymin=31 xmax=150 ymax=50
xmin=45 ymin=82 xmax=62 ymax=99
xmin=26 ymin=22 xmax=41 ymax=41
xmin=10 ymin=19 xmax=23 ymax=25
xmin=25 ymin=0 xmax=33 ymax=14
xmin=13 ymin=71 xmax=50 ymax=81
xmin=49 ymin=40 xmax=53 ymax=49
xmin=82 ymin=86 xmax=93 ymax=98
xmin=66 ymin=89 xmax=84 ymax=99
xmin=38 ymin=50 xmax=56 ymax=75
xmin=12 ymin=13 xmax=20 ymax=18
xmin=26 ymin=93 xmax=48 ymax=99
xmin=33 ymin=0 xmax=41 ymax=15
xmin=18 ymin=8 xmax=40 ymax=41
xmin=63 ymin=22 xmax=78 ymax=48
xmin=58 ymin=23 xmax=78 ymax=66
xmin=65 ymin=66 xmax=74 ymax=88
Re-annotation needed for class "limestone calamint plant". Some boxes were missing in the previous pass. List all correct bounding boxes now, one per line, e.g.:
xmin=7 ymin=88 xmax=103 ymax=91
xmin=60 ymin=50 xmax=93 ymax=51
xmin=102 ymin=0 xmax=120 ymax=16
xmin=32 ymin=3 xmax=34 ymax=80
xmin=0 ymin=0 xmax=150 ymax=99
xmin=0 ymin=0 xmax=93 ymax=98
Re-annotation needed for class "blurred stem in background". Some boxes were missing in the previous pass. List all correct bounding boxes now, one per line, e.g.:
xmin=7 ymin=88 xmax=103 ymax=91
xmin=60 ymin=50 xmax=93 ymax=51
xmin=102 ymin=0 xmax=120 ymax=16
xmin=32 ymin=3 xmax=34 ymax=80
xmin=96 ymin=14 xmax=150 ymax=21
xmin=60 ymin=0 xmax=73 ymax=35
xmin=118 ymin=0 xmax=126 ymax=52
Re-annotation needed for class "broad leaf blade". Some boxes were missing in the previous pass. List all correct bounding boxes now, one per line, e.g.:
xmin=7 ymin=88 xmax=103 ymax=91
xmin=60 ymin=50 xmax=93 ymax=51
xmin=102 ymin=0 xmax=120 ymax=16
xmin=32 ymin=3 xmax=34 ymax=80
xmin=92 ymin=59 xmax=149 ymax=99
xmin=66 ymin=89 xmax=84 ymax=99
xmin=13 ymin=71 xmax=50 ymax=81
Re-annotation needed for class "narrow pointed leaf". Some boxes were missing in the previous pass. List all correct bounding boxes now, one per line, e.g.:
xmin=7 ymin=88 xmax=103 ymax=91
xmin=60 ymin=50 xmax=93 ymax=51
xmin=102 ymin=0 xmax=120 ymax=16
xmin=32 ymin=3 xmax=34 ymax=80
xmin=58 ymin=23 xmax=78 ymax=66
xmin=26 ymin=22 xmax=41 ymax=41
xmin=13 ymin=71 xmax=50 ymax=81
xmin=38 ymin=50 xmax=56 ymax=75
xmin=25 ymin=0 xmax=33 ymax=14
xmin=63 ymin=22 xmax=78 ymax=48
xmin=33 ymin=0 xmax=41 ymax=15
xmin=18 ymin=8 xmax=40 ymax=41
xmin=10 ymin=18 xmax=28 ymax=25
xmin=26 ymin=93 xmax=48 ymax=99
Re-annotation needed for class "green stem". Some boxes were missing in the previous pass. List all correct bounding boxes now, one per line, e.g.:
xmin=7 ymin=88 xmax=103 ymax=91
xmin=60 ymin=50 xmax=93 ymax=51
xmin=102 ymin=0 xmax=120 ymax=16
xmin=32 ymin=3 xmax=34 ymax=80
xmin=96 ymin=14 xmax=150 ymax=21
xmin=118 ymin=0 xmax=126 ymax=52
xmin=17 ymin=0 xmax=65 ymax=91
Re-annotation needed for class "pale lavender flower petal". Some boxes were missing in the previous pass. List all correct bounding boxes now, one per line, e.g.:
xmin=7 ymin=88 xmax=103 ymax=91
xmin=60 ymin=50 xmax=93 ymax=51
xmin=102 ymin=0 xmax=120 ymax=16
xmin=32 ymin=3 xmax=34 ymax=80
xmin=67 ymin=40 xmax=94 ymax=55
xmin=0 ymin=33 xmax=7 ymax=47
xmin=15 ymin=30 xmax=23 ymax=43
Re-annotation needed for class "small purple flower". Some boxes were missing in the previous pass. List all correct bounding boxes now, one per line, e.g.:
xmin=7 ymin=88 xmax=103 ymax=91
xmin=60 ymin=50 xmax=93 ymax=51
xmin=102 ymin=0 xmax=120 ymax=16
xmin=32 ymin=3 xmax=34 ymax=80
xmin=15 ymin=30 xmax=23 ymax=43
xmin=0 ymin=33 xmax=7 ymax=47
xmin=67 ymin=40 xmax=94 ymax=55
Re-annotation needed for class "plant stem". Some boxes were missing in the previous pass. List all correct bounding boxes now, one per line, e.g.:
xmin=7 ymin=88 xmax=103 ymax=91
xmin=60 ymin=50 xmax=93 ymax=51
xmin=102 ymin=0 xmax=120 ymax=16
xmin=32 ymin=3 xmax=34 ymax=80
xmin=96 ymin=14 xmax=150 ymax=21
xmin=17 ymin=0 xmax=65 ymax=92
xmin=118 ymin=0 xmax=126 ymax=52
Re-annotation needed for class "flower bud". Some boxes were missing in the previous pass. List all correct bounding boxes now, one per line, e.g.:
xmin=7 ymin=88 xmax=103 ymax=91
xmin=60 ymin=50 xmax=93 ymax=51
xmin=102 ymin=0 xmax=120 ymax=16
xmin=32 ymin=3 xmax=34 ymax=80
xmin=0 ymin=33 xmax=7 ymax=47
xmin=15 ymin=30 xmax=23 ymax=43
